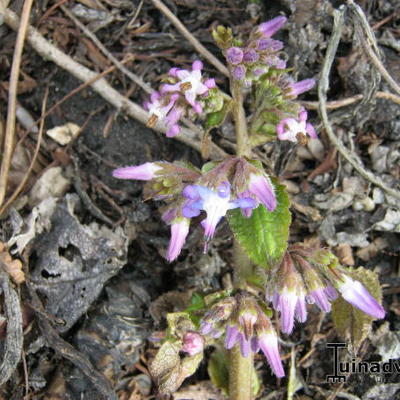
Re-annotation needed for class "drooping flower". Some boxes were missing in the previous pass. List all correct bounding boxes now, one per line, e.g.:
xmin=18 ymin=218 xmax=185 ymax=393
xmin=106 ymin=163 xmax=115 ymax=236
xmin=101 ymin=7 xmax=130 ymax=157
xmin=336 ymin=275 xmax=385 ymax=319
xmin=248 ymin=173 xmax=276 ymax=211
xmin=288 ymin=79 xmax=315 ymax=97
xmin=167 ymin=218 xmax=190 ymax=262
xmin=113 ymin=158 xmax=277 ymax=261
xmin=276 ymin=109 xmax=317 ymax=143
xmin=202 ymin=294 xmax=285 ymax=378
xmin=268 ymin=253 xmax=307 ymax=334
xmin=267 ymin=246 xmax=386 ymax=333
xmin=112 ymin=162 xmax=162 ymax=180
xmin=258 ymin=16 xmax=287 ymax=38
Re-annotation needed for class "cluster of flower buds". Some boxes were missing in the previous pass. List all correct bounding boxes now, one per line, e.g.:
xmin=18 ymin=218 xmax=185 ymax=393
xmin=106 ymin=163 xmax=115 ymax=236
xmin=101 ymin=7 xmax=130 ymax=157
xmin=224 ymin=16 xmax=287 ymax=85
xmin=144 ymin=60 xmax=224 ymax=137
xmin=199 ymin=293 xmax=285 ymax=377
xmin=113 ymin=157 xmax=276 ymax=261
xmin=266 ymin=246 xmax=385 ymax=334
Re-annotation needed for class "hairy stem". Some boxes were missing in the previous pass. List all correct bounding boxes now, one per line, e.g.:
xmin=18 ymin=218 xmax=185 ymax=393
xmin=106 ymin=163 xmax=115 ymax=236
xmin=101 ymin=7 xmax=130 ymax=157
xmin=229 ymin=345 xmax=254 ymax=400
xmin=229 ymin=81 xmax=254 ymax=400
xmin=231 ymin=82 xmax=251 ymax=157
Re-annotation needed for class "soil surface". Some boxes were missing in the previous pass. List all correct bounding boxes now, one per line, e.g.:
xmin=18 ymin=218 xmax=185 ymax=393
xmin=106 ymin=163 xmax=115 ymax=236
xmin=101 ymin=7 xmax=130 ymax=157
xmin=0 ymin=1 xmax=399 ymax=399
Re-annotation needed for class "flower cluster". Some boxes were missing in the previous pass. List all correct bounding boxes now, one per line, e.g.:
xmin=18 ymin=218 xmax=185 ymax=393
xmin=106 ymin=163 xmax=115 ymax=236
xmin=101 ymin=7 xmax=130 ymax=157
xmin=113 ymin=157 xmax=276 ymax=261
xmin=199 ymin=293 xmax=285 ymax=377
xmin=144 ymin=60 xmax=221 ymax=137
xmin=225 ymin=16 xmax=287 ymax=85
xmin=266 ymin=246 xmax=385 ymax=334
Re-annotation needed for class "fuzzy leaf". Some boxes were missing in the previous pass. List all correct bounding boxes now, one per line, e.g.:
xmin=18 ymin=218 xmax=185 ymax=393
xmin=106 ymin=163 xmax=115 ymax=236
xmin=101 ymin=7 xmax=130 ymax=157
xmin=228 ymin=182 xmax=291 ymax=269
xmin=332 ymin=267 xmax=383 ymax=350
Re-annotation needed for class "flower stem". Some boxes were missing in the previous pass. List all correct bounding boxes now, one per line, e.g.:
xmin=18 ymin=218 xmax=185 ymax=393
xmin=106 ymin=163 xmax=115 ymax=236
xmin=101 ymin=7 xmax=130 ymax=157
xmin=231 ymin=81 xmax=251 ymax=157
xmin=229 ymin=344 xmax=254 ymax=400
xmin=229 ymin=81 xmax=255 ymax=400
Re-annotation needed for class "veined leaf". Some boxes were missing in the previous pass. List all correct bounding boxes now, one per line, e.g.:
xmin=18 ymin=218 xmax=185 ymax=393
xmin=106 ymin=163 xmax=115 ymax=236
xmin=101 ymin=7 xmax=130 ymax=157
xmin=228 ymin=182 xmax=291 ymax=269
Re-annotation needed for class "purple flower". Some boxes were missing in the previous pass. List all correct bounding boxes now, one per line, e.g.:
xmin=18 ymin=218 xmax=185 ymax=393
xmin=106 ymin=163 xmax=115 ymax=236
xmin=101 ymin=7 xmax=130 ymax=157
xmin=161 ymin=60 xmax=211 ymax=113
xmin=112 ymin=162 xmax=161 ymax=180
xmin=289 ymin=79 xmax=316 ymax=97
xmin=258 ymin=16 xmax=287 ymax=38
xmin=182 ymin=331 xmax=205 ymax=356
xmin=337 ymin=276 xmax=385 ymax=319
xmin=146 ymin=60 xmax=218 ymax=137
xmin=243 ymin=49 xmax=259 ymax=64
xmin=273 ymin=288 xmax=307 ymax=334
xmin=248 ymin=173 xmax=276 ymax=211
xmin=232 ymin=65 xmax=246 ymax=80
xmin=226 ymin=47 xmax=244 ymax=65
xmin=257 ymin=38 xmax=283 ymax=51
xmin=182 ymin=182 xmax=250 ymax=240
xmin=276 ymin=110 xmax=317 ymax=142
xmin=167 ymin=218 xmax=190 ymax=262
xmin=258 ymin=333 xmax=285 ymax=378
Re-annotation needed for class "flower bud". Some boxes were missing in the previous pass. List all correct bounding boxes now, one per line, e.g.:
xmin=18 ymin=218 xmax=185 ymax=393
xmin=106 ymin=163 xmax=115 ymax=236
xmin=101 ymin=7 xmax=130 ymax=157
xmin=182 ymin=331 xmax=205 ymax=356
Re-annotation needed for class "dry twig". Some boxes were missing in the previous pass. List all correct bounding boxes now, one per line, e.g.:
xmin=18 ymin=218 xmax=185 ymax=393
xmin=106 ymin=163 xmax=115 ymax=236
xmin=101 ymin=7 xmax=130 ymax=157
xmin=0 ymin=0 xmax=34 ymax=208
xmin=302 ymin=91 xmax=400 ymax=110
xmin=1 ymin=7 xmax=227 ymax=160
xmin=0 ymin=89 xmax=48 ymax=216
xmin=318 ymin=6 xmax=400 ymax=201
xmin=347 ymin=0 xmax=400 ymax=96
xmin=60 ymin=5 xmax=153 ymax=94
xmin=151 ymin=0 xmax=229 ymax=77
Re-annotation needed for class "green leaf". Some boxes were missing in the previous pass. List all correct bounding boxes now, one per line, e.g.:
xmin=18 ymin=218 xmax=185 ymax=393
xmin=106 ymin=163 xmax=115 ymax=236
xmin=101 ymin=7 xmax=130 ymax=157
xmin=332 ymin=267 xmax=383 ymax=351
xmin=228 ymin=182 xmax=291 ymax=269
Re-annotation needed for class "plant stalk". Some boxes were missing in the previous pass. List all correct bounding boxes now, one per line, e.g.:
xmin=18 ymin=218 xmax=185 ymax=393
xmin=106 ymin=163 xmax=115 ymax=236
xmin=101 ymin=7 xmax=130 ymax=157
xmin=229 ymin=81 xmax=254 ymax=400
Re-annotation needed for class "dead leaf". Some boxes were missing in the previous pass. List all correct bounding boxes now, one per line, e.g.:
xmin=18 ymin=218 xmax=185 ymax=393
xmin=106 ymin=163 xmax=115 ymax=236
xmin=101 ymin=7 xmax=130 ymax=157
xmin=0 ymin=242 xmax=25 ymax=284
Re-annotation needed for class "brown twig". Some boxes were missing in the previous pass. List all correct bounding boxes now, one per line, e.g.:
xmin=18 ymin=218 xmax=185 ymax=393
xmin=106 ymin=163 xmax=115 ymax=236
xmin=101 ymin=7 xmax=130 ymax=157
xmin=1 ymin=7 xmax=227 ymax=159
xmin=347 ymin=0 xmax=400 ymax=97
xmin=318 ymin=6 xmax=400 ymax=201
xmin=150 ymin=0 xmax=229 ymax=77
xmin=0 ymin=0 xmax=34 ymax=208
xmin=301 ymin=91 xmax=400 ymax=110
xmin=60 ymin=5 xmax=153 ymax=94
xmin=0 ymin=88 xmax=48 ymax=216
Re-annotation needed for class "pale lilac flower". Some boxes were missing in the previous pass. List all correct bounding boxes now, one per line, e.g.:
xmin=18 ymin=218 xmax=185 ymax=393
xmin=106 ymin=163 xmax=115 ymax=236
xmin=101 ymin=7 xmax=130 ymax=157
xmin=306 ymin=288 xmax=332 ymax=312
xmin=161 ymin=60 xmax=214 ymax=113
xmin=226 ymin=47 xmax=244 ymax=65
xmin=182 ymin=182 xmax=256 ymax=240
xmin=258 ymin=16 xmax=287 ymax=38
xmin=167 ymin=218 xmax=190 ymax=262
xmin=248 ymin=173 xmax=276 ymax=211
xmin=112 ymin=162 xmax=161 ymax=180
xmin=258 ymin=333 xmax=285 ymax=378
xmin=276 ymin=110 xmax=317 ymax=142
xmin=182 ymin=332 xmax=205 ymax=356
xmin=337 ymin=275 xmax=385 ymax=319
xmin=145 ymin=91 xmax=178 ymax=121
xmin=273 ymin=288 xmax=307 ymax=334
xmin=289 ymin=79 xmax=315 ymax=97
